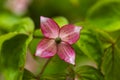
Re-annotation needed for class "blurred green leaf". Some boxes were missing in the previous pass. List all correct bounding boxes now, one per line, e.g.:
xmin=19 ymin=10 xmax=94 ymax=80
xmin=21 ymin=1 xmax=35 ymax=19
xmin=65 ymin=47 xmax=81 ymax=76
xmin=0 ymin=32 xmax=17 ymax=46
xmin=102 ymin=45 xmax=120 ymax=80
xmin=41 ymin=74 xmax=66 ymax=80
xmin=0 ymin=15 xmax=34 ymax=79
xmin=87 ymin=0 xmax=120 ymax=30
xmin=0 ymin=32 xmax=18 ymax=75
xmin=109 ymin=30 xmax=120 ymax=40
xmin=33 ymin=29 xmax=43 ymax=38
xmin=108 ymin=30 xmax=120 ymax=48
xmin=94 ymin=28 xmax=120 ymax=80
xmin=53 ymin=16 xmax=69 ymax=27
xmin=76 ymin=29 xmax=103 ymax=67
xmin=40 ymin=55 xmax=68 ymax=80
xmin=22 ymin=69 xmax=36 ymax=80
xmin=73 ymin=43 xmax=97 ymax=68
xmin=95 ymin=29 xmax=114 ymax=44
xmin=0 ymin=13 xmax=20 ymax=32
xmin=0 ymin=32 xmax=32 ymax=80
xmin=29 ymin=38 xmax=40 ymax=55
xmin=79 ymin=0 xmax=99 ymax=18
xmin=12 ymin=18 xmax=34 ymax=34
xmin=75 ymin=65 xmax=104 ymax=80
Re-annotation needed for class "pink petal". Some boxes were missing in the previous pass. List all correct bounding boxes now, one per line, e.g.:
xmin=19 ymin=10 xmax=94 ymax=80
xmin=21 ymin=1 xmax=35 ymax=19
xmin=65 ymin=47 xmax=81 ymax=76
xmin=40 ymin=16 xmax=60 ymax=38
xmin=57 ymin=42 xmax=75 ymax=65
xmin=35 ymin=38 xmax=57 ymax=58
xmin=59 ymin=24 xmax=82 ymax=44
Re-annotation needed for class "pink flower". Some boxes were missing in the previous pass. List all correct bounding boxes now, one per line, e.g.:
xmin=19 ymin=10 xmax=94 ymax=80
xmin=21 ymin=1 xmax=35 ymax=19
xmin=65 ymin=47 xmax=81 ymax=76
xmin=35 ymin=16 xmax=82 ymax=65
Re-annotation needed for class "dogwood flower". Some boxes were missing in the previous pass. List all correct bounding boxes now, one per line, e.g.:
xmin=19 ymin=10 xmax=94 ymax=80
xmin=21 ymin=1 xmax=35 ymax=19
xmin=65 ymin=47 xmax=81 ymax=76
xmin=35 ymin=16 xmax=82 ymax=65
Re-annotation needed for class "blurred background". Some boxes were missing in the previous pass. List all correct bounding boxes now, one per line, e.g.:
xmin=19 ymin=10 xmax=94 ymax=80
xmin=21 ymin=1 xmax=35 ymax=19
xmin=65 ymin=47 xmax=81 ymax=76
xmin=0 ymin=0 xmax=101 ymax=28
xmin=0 ymin=0 xmax=120 ymax=30
xmin=0 ymin=0 xmax=120 ymax=79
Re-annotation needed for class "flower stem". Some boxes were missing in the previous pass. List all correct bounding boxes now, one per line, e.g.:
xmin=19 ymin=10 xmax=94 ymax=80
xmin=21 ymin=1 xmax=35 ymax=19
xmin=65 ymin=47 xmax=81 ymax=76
xmin=36 ymin=58 xmax=51 ymax=80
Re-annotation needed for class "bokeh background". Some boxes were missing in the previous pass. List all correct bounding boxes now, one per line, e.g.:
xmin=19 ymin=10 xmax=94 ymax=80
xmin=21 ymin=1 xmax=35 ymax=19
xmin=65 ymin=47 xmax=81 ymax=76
xmin=0 ymin=0 xmax=120 ymax=80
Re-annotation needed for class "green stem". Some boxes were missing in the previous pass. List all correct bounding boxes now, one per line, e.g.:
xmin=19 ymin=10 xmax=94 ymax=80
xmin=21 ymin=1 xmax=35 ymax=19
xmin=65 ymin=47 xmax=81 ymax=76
xmin=36 ymin=58 xmax=51 ymax=80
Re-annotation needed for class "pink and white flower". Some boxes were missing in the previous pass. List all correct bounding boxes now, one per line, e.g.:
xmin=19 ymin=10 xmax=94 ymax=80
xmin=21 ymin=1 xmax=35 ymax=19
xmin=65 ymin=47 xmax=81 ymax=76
xmin=35 ymin=16 xmax=82 ymax=65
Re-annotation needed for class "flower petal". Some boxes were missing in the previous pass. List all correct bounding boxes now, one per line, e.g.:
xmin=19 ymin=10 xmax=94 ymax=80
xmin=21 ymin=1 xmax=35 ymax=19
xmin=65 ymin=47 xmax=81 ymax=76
xmin=40 ymin=16 xmax=60 ymax=38
xmin=59 ymin=24 xmax=82 ymax=44
xmin=35 ymin=38 xmax=57 ymax=58
xmin=57 ymin=42 xmax=75 ymax=65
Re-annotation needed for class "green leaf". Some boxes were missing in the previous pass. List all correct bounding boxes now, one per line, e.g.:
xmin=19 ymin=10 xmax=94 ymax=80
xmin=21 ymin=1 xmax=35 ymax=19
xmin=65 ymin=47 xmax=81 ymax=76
xmin=95 ymin=29 xmax=114 ymax=44
xmin=41 ymin=74 xmax=66 ymax=80
xmin=94 ymin=28 xmax=120 ymax=80
xmin=0 ymin=32 xmax=18 ymax=76
xmin=75 ymin=65 xmax=104 ymax=80
xmin=22 ymin=69 xmax=36 ymax=80
xmin=0 ymin=32 xmax=18 ymax=47
xmin=33 ymin=29 xmax=43 ymax=38
xmin=53 ymin=16 xmax=69 ymax=27
xmin=29 ymin=29 xmax=43 ymax=55
xmin=40 ymin=55 xmax=68 ymax=80
xmin=78 ymin=0 xmax=99 ymax=18
xmin=0 ymin=13 xmax=20 ymax=32
xmin=102 ymin=45 xmax=120 ymax=80
xmin=77 ymin=29 xmax=103 ymax=67
xmin=29 ymin=38 xmax=40 ymax=55
xmin=73 ymin=43 xmax=97 ymax=68
xmin=87 ymin=0 xmax=120 ymax=31
xmin=0 ymin=33 xmax=31 ymax=80
xmin=108 ymin=30 xmax=120 ymax=48
xmin=116 ymin=35 xmax=120 ymax=49
xmin=12 ymin=18 xmax=34 ymax=34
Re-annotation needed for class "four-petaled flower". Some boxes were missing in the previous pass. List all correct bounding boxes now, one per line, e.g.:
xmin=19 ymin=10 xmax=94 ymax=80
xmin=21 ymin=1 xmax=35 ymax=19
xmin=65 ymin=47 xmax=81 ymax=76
xmin=35 ymin=16 xmax=82 ymax=65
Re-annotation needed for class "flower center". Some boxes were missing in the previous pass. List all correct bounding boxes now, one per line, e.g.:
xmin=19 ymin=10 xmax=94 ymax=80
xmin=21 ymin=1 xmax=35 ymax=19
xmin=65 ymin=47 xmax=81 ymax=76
xmin=55 ymin=37 xmax=61 ymax=44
